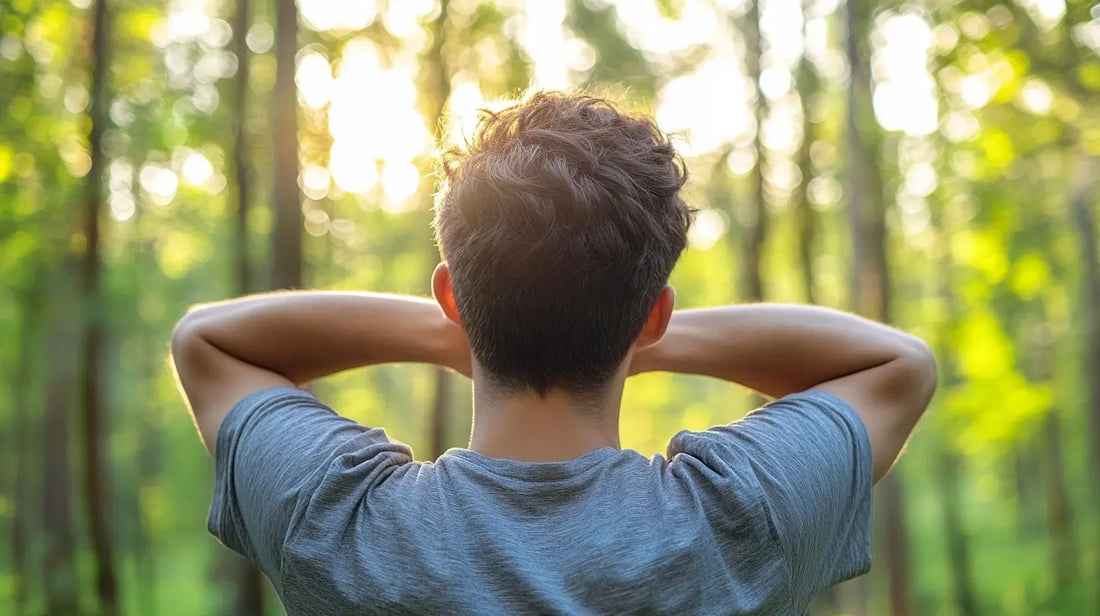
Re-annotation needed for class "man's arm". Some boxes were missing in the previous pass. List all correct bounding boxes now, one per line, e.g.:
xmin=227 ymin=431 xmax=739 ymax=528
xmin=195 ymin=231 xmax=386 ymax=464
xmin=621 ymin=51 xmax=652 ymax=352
xmin=170 ymin=291 xmax=470 ymax=454
xmin=631 ymin=304 xmax=936 ymax=482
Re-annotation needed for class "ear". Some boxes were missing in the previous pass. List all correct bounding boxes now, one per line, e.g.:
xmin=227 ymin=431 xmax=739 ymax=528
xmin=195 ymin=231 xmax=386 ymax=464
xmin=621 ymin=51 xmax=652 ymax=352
xmin=432 ymin=263 xmax=462 ymax=325
xmin=635 ymin=286 xmax=674 ymax=350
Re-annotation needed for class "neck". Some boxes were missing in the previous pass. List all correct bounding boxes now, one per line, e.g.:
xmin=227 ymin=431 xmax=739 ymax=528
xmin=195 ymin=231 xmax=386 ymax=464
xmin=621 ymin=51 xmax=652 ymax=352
xmin=467 ymin=372 xmax=625 ymax=462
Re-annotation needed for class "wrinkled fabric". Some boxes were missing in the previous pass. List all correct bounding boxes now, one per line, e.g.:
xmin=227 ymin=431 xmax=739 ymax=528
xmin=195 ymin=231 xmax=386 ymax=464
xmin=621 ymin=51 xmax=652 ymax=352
xmin=209 ymin=387 xmax=872 ymax=615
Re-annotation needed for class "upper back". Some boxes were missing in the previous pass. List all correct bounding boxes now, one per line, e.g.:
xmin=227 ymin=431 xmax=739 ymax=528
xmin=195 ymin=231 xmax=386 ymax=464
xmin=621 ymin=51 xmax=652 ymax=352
xmin=209 ymin=388 xmax=872 ymax=616
xmin=281 ymin=447 xmax=790 ymax=615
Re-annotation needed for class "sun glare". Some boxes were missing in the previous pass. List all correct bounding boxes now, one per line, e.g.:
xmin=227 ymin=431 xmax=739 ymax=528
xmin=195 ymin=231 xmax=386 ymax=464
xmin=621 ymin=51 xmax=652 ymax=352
xmin=243 ymin=0 xmax=943 ymax=206
xmin=326 ymin=38 xmax=431 ymax=197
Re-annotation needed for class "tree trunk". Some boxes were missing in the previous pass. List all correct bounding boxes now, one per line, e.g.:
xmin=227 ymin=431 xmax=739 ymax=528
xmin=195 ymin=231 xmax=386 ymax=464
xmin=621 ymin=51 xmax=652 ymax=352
xmin=42 ymin=265 xmax=79 ymax=615
xmin=1067 ymin=154 xmax=1099 ymax=614
xmin=79 ymin=1 xmax=119 ymax=612
xmin=11 ymin=286 xmax=43 ymax=616
xmin=128 ymin=157 xmax=160 ymax=616
xmin=740 ymin=0 xmax=767 ymax=303
xmin=224 ymin=1 xmax=267 ymax=613
xmin=423 ymin=0 xmax=454 ymax=460
xmin=1041 ymin=410 xmax=1077 ymax=589
xmin=1012 ymin=446 xmax=1043 ymax=537
xmin=794 ymin=0 xmax=817 ymax=305
xmin=845 ymin=0 xmax=911 ymax=613
xmin=271 ymin=0 xmax=301 ymax=290
xmin=234 ymin=0 xmax=252 ymax=294
xmin=938 ymin=453 xmax=977 ymax=616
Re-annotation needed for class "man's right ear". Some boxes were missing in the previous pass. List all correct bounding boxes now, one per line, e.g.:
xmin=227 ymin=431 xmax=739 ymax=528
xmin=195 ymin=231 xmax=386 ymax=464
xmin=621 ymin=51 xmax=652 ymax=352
xmin=432 ymin=263 xmax=462 ymax=325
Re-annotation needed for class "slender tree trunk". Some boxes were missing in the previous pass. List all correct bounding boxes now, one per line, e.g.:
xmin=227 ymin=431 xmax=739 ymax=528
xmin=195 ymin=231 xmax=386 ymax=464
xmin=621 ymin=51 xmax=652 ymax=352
xmin=43 ymin=265 xmax=79 ymax=615
xmin=741 ymin=0 xmax=767 ymax=303
xmin=1068 ymin=154 xmax=1100 ymax=614
xmin=129 ymin=159 xmax=159 ymax=616
xmin=794 ymin=0 xmax=817 ymax=305
xmin=79 ymin=1 xmax=119 ymax=612
xmin=938 ymin=453 xmax=977 ymax=616
xmin=271 ymin=0 xmax=301 ymax=290
xmin=845 ymin=0 xmax=911 ymax=613
xmin=1041 ymin=410 xmax=1077 ymax=588
xmin=11 ymin=286 xmax=43 ymax=616
xmin=234 ymin=0 xmax=252 ymax=294
xmin=423 ymin=0 xmax=454 ymax=459
xmin=1012 ymin=446 xmax=1043 ymax=536
xmin=224 ymin=1 xmax=266 ymax=613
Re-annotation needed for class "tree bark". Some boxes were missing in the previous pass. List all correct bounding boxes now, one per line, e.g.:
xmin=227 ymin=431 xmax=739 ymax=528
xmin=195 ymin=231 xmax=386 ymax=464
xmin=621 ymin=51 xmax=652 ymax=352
xmin=1041 ymin=410 xmax=1077 ymax=589
xmin=423 ymin=0 xmax=454 ymax=460
xmin=740 ymin=0 xmax=767 ymax=303
xmin=11 ymin=286 xmax=43 ymax=616
xmin=79 ymin=0 xmax=119 ymax=611
xmin=42 ymin=265 xmax=79 ymax=615
xmin=793 ymin=1 xmax=817 ymax=305
xmin=1068 ymin=154 xmax=1099 ymax=614
xmin=271 ymin=0 xmax=302 ymax=290
xmin=224 ymin=1 xmax=267 ymax=613
xmin=938 ymin=453 xmax=977 ymax=616
xmin=845 ymin=0 xmax=911 ymax=613
xmin=234 ymin=0 xmax=253 ymax=294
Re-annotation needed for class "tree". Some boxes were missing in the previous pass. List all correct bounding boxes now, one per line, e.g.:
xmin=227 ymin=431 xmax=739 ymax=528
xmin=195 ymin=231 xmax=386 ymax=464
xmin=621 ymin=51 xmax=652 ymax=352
xmin=740 ymin=0 xmax=767 ymax=303
xmin=793 ymin=0 xmax=817 ymax=305
xmin=1069 ymin=154 xmax=1100 ymax=614
xmin=421 ymin=0 xmax=454 ymax=460
xmin=845 ymin=0 xmax=910 ymax=613
xmin=42 ymin=264 xmax=79 ymax=615
xmin=78 ymin=0 xmax=119 ymax=611
xmin=271 ymin=0 xmax=302 ymax=291
xmin=234 ymin=0 xmax=253 ymax=294
xmin=225 ymin=1 xmax=267 ymax=613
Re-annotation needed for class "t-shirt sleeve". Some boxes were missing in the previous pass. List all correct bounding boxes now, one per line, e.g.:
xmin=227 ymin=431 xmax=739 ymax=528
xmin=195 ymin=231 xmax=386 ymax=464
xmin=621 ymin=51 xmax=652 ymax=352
xmin=207 ymin=386 xmax=409 ymax=590
xmin=668 ymin=390 xmax=873 ymax=600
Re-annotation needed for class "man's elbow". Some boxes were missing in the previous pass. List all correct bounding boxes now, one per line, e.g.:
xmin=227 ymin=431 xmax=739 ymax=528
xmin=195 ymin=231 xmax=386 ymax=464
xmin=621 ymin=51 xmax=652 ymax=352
xmin=898 ymin=335 xmax=938 ymax=415
xmin=170 ymin=307 xmax=211 ymax=369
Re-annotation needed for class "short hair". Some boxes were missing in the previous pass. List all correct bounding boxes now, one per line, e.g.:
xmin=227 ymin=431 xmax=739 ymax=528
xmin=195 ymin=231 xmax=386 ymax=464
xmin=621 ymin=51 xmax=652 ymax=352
xmin=434 ymin=91 xmax=693 ymax=396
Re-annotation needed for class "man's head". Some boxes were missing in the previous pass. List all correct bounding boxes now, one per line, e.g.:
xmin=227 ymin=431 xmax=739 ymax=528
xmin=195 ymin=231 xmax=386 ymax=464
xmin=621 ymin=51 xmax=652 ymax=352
xmin=433 ymin=91 xmax=693 ymax=397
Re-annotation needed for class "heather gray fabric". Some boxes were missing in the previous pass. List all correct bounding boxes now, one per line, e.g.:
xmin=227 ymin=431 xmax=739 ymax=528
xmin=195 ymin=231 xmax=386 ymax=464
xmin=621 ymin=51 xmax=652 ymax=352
xmin=209 ymin=387 xmax=872 ymax=615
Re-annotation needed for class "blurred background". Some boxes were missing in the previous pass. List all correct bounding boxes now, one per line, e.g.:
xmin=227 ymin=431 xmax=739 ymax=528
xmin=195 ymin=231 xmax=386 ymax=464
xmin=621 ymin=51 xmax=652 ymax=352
xmin=1 ymin=0 xmax=1098 ymax=614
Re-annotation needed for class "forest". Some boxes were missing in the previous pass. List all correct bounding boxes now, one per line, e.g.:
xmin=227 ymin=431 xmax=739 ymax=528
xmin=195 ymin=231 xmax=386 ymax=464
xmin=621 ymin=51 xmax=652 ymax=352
xmin=1 ymin=0 xmax=1098 ymax=614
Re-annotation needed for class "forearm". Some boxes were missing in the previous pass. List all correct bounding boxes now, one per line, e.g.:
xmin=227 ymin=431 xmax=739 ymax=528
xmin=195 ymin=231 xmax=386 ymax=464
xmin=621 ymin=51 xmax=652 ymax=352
xmin=174 ymin=291 xmax=469 ymax=385
xmin=633 ymin=304 xmax=927 ymax=399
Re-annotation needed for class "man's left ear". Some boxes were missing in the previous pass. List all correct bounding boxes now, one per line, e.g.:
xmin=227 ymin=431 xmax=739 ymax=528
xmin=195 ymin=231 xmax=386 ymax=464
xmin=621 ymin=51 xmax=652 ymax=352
xmin=432 ymin=263 xmax=462 ymax=325
xmin=635 ymin=286 xmax=674 ymax=349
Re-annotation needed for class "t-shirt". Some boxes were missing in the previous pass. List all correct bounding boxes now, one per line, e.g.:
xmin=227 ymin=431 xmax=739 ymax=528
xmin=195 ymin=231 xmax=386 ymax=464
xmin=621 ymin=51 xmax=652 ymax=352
xmin=209 ymin=387 xmax=872 ymax=615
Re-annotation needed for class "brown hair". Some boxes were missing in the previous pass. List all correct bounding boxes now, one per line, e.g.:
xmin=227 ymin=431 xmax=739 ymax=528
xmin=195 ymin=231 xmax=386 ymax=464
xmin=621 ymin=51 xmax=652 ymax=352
xmin=434 ymin=91 xmax=693 ymax=396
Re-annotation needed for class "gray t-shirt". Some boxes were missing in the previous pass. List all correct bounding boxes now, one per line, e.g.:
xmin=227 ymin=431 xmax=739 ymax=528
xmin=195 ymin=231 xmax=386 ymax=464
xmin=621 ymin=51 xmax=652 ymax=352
xmin=209 ymin=387 xmax=872 ymax=615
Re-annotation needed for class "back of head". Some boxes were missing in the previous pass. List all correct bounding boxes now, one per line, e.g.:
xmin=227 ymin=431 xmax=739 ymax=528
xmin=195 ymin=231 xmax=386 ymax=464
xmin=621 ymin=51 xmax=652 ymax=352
xmin=435 ymin=91 xmax=693 ymax=397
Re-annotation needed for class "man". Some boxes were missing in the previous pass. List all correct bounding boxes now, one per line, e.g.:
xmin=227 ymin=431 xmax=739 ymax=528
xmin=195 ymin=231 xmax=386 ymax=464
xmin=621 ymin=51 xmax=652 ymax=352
xmin=171 ymin=92 xmax=936 ymax=615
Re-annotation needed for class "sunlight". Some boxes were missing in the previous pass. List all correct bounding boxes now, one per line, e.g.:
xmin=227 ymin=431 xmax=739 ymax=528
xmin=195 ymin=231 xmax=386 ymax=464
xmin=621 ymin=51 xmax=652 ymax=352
xmin=380 ymin=161 xmax=422 ymax=209
xmin=327 ymin=38 xmax=431 ymax=197
xmin=445 ymin=80 xmax=489 ymax=146
xmin=656 ymin=56 xmax=752 ymax=157
xmin=872 ymin=13 xmax=937 ymax=136
xmin=301 ymin=164 xmax=332 ymax=200
xmin=296 ymin=52 xmax=334 ymax=109
xmin=1018 ymin=78 xmax=1054 ymax=114
xmin=181 ymin=151 xmax=213 ymax=186
xmin=522 ymin=0 xmax=568 ymax=89
xmin=139 ymin=164 xmax=179 ymax=206
xmin=687 ymin=208 xmax=729 ymax=250
xmin=299 ymin=0 xmax=377 ymax=32
xmin=615 ymin=0 xmax=721 ymax=55
xmin=329 ymin=140 xmax=378 ymax=194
